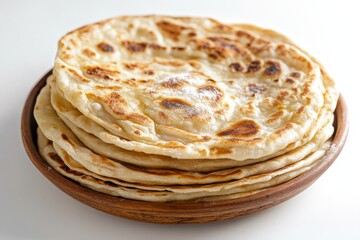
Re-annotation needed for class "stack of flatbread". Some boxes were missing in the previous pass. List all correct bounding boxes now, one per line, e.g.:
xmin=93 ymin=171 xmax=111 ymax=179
xmin=34 ymin=16 xmax=338 ymax=202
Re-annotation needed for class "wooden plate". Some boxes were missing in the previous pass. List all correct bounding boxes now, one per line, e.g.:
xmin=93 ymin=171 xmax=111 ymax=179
xmin=21 ymin=70 xmax=349 ymax=224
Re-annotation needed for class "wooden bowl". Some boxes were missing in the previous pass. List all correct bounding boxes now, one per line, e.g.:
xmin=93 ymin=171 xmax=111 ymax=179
xmin=21 ymin=70 xmax=349 ymax=224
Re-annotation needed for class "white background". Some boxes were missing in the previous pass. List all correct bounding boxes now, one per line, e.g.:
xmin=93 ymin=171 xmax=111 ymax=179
xmin=1 ymin=0 xmax=359 ymax=239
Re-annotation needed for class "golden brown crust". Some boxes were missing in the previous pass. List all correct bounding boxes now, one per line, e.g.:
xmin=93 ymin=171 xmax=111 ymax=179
xmin=217 ymin=120 xmax=260 ymax=138
xmin=82 ymin=48 xmax=96 ymax=57
xmin=97 ymin=42 xmax=114 ymax=53
xmin=85 ymin=66 xmax=120 ymax=80
xmin=156 ymin=20 xmax=191 ymax=41
xmin=160 ymin=98 xmax=193 ymax=109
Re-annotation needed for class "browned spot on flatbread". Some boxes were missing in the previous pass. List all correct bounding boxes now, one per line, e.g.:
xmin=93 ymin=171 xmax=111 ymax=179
xmin=48 ymin=152 xmax=62 ymax=164
xmin=156 ymin=59 xmax=185 ymax=67
xmin=207 ymin=37 xmax=234 ymax=46
xmin=217 ymin=119 xmax=260 ymax=137
xmin=158 ymin=141 xmax=186 ymax=149
xmin=156 ymin=21 xmax=190 ymax=41
xmin=247 ymin=60 xmax=262 ymax=73
xmin=160 ymin=98 xmax=193 ymax=109
xmin=276 ymin=90 xmax=290 ymax=102
xmin=61 ymin=53 xmax=72 ymax=60
xmin=86 ymin=66 xmax=120 ymax=80
xmin=96 ymin=92 xmax=143 ymax=123
xmin=207 ymin=37 xmax=253 ymax=61
xmin=208 ymin=51 xmax=225 ymax=60
xmin=301 ymin=83 xmax=312 ymax=97
xmin=82 ymin=48 xmax=96 ymax=57
xmin=137 ymin=79 xmax=155 ymax=84
xmin=128 ymin=113 xmax=150 ymax=124
xmin=122 ymin=41 xmax=147 ymax=52
xmin=290 ymin=72 xmax=301 ymax=78
xmin=292 ymin=87 xmax=299 ymax=94
xmin=202 ymin=136 xmax=211 ymax=141
xmin=215 ymin=109 xmax=225 ymax=114
xmin=236 ymin=30 xmax=256 ymax=43
xmin=143 ymin=70 xmax=154 ymax=75
xmin=172 ymin=46 xmax=186 ymax=51
xmin=122 ymin=42 xmax=167 ymax=53
xmin=223 ymin=137 xmax=262 ymax=144
xmin=158 ymin=111 xmax=169 ymax=120
xmin=188 ymin=32 xmax=197 ymax=37
xmin=286 ymin=78 xmax=295 ymax=84
xmin=95 ymin=92 xmax=151 ymax=124
xmin=123 ymin=62 xmax=147 ymax=70
xmin=67 ymin=24 xmax=93 ymax=35
xmin=97 ymin=42 xmax=114 ymax=52
xmin=266 ymin=111 xmax=284 ymax=124
xmin=263 ymin=61 xmax=282 ymax=77
xmin=189 ymin=61 xmax=201 ymax=68
xmin=210 ymin=147 xmax=233 ymax=155
xmin=94 ymin=85 xmax=122 ymax=90
xmin=214 ymin=23 xmax=233 ymax=32
xmin=248 ymin=83 xmax=266 ymax=94
xmin=96 ymin=155 xmax=116 ymax=168
xmin=61 ymin=134 xmax=74 ymax=146
xmin=123 ymin=79 xmax=138 ymax=87
xmin=60 ymin=165 xmax=83 ymax=176
xmin=248 ymin=38 xmax=271 ymax=52
xmin=229 ymin=62 xmax=244 ymax=73
xmin=147 ymin=43 xmax=166 ymax=50
xmin=106 ymin=92 xmax=128 ymax=113
xmin=238 ymin=102 xmax=255 ymax=115
xmin=69 ymin=38 xmax=78 ymax=47
xmin=296 ymin=106 xmax=305 ymax=114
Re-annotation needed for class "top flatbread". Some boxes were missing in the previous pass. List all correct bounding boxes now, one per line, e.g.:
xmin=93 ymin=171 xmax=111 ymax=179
xmin=53 ymin=15 xmax=330 ymax=161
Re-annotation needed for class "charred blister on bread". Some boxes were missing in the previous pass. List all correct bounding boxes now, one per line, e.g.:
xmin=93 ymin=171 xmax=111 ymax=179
xmin=246 ymin=60 xmax=262 ymax=73
xmin=229 ymin=62 xmax=245 ymax=73
xmin=262 ymin=61 xmax=282 ymax=78
xmin=97 ymin=42 xmax=114 ymax=52
xmin=85 ymin=66 xmax=120 ymax=81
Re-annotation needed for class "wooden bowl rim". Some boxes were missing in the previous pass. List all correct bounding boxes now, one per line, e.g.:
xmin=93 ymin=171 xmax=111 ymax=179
xmin=21 ymin=70 xmax=349 ymax=217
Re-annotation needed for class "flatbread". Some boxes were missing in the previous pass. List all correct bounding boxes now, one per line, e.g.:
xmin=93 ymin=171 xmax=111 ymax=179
xmin=38 ymin=128 xmax=329 ymax=202
xmin=35 ymin=84 xmax=333 ymax=186
xmin=53 ymin=15 xmax=329 ymax=161
xmin=50 ymin=72 xmax=336 ymax=171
